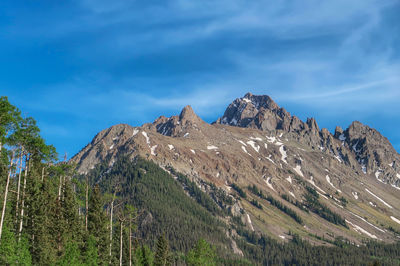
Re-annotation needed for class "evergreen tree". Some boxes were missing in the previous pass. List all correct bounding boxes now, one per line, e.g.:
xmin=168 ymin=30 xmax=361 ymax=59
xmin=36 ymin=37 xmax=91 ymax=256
xmin=135 ymin=245 xmax=154 ymax=266
xmin=16 ymin=234 xmax=32 ymax=266
xmin=186 ymin=239 xmax=216 ymax=266
xmin=87 ymin=184 xmax=109 ymax=264
xmin=57 ymin=241 xmax=82 ymax=266
xmin=26 ymin=170 xmax=57 ymax=265
xmin=154 ymin=233 xmax=172 ymax=266
xmin=0 ymin=224 xmax=17 ymax=264
xmin=60 ymin=174 xmax=82 ymax=246
xmin=85 ymin=234 xmax=99 ymax=266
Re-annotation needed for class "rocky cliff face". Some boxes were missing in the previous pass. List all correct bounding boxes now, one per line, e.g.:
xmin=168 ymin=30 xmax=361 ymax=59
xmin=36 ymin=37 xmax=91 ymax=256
xmin=335 ymin=121 xmax=400 ymax=187
xmin=71 ymin=93 xmax=400 ymax=246
xmin=216 ymin=92 xmax=307 ymax=132
xmin=216 ymin=93 xmax=400 ymax=189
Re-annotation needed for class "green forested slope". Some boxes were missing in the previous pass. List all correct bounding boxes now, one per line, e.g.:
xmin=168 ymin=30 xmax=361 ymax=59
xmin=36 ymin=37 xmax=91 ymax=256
xmin=86 ymin=156 xmax=231 ymax=253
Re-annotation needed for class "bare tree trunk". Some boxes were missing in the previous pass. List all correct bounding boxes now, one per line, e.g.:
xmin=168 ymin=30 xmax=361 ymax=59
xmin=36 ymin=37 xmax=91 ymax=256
xmin=0 ymin=151 xmax=15 ymax=243
xmin=85 ymin=176 xmax=89 ymax=231
xmin=18 ymin=156 xmax=29 ymax=239
xmin=15 ymin=152 xmax=23 ymax=221
xmin=62 ymin=175 xmax=66 ymax=201
xmin=58 ymin=175 xmax=62 ymax=199
xmin=129 ymin=218 xmax=132 ymax=266
xmin=41 ymin=167 xmax=45 ymax=182
xmin=109 ymin=192 xmax=115 ymax=261
xmin=120 ymin=220 xmax=123 ymax=266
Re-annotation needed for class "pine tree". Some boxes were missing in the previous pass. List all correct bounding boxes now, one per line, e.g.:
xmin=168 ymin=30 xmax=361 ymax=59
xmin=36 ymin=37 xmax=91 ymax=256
xmin=27 ymin=170 xmax=57 ymax=265
xmin=16 ymin=234 xmax=32 ymax=266
xmin=0 ymin=223 xmax=17 ymax=264
xmin=58 ymin=241 xmax=82 ymax=266
xmin=87 ymin=184 xmax=109 ymax=264
xmin=154 ymin=233 xmax=172 ymax=266
xmin=186 ymin=239 xmax=216 ymax=266
xmin=135 ymin=245 xmax=154 ymax=266
xmin=85 ymin=234 xmax=99 ymax=266
xmin=60 ymin=173 xmax=82 ymax=246
xmin=0 ymin=96 xmax=21 ymax=157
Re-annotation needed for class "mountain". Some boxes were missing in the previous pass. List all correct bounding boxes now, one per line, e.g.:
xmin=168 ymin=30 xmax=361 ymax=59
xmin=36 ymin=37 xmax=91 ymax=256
xmin=72 ymin=92 xmax=400 ymax=256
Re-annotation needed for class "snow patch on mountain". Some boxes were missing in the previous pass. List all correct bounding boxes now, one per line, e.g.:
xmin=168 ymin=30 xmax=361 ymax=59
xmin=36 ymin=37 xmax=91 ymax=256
xmin=279 ymin=146 xmax=288 ymax=164
xmin=308 ymin=176 xmax=327 ymax=194
xmin=266 ymin=155 xmax=275 ymax=165
xmin=346 ymin=220 xmax=377 ymax=239
xmin=361 ymin=165 xmax=367 ymax=174
xmin=334 ymin=154 xmax=343 ymax=163
xmin=293 ymin=165 xmax=304 ymax=177
xmin=237 ymin=140 xmax=247 ymax=146
xmin=391 ymin=216 xmax=400 ymax=225
xmin=142 ymin=131 xmax=150 ymax=144
xmin=207 ymin=145 xmax=218 ymax=150
xmin=326 ymin=175 xmax=341 ymax=193
xmin=352 ymin=192 xmax=358 ymax=200
xmin=247 ymin=140 xmax=260 ymax=152
xmin=349 ymin=211 xmax=385 ymax=233
xmin=365 ymin=189 xmax=393 ymax=209
xmin=150 ymin=145 xmax=157 ymax=156
xmin=246 ymin=214 xmax=254 ymax=231
xmin=265 ymin=176 xmax=275 ymax=191
xmin=243 ymin=98 xmax=251 ymax=104
xmin=168 ymin=144 xmax=174 ymax=150
xmin=266 ymin=136 xmax=276 ymax=143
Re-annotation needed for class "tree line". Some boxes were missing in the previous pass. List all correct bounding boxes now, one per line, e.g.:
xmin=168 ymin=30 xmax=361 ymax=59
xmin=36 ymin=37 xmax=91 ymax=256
xmin=0 ymin=97 xmax=221 ymax=265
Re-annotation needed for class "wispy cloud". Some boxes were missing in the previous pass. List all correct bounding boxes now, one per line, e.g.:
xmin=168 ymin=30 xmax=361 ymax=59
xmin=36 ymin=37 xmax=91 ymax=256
xmin=2 ymin=0 xmax=399 ymax=155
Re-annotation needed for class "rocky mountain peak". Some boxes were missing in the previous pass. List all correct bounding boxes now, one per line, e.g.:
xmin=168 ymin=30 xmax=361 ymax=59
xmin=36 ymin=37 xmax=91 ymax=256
xmin=334 ymin=126 xmax=344 ymax=138
xmin=335 ymin=120 xmax=400 ymax=177
xmin=152 ymin=105 xmax=206 ymax=137
xmin=216 ymin=93 xmax=305 ymax=133
xmin=306 ymin=118 xmax=319 ymax=134
xmin=242 ymin=92 xmax=279 ymax=110
xmin=179 ymin=105 xmax=200 ymax=124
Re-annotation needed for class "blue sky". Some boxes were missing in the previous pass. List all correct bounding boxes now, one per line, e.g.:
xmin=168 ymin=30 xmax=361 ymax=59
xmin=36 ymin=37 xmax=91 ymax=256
xmin=1 ymin=0 xmax=399 ymax=158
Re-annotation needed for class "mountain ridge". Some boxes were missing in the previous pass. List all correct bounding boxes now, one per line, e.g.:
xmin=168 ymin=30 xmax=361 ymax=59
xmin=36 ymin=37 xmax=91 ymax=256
xmin=71 ymin=92 xmax=400 ymax=247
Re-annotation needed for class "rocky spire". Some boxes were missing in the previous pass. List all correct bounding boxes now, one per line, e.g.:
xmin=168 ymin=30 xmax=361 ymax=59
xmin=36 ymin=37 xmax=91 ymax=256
xmin=179 ymin=105 xmax=201 ymax=124
xmin=216 ymin=93 xmax=305 ymax=133
xmin=153 ymin=105 xmax=205 ymax=137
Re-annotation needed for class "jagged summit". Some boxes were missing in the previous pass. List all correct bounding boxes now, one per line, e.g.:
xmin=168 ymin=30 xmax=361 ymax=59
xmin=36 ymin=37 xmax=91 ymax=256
xmin=242 ymin=92 xmax=279 ymax=110
xmin=337 ymin=120 xmax=399 ymax=178
xmin=152 ymin=105 xmax=206 ymax=137
xmin=179 ymin=105 xmax=202 ymax=124
xmin=216 ymin=93 xmax=309 ymax=133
